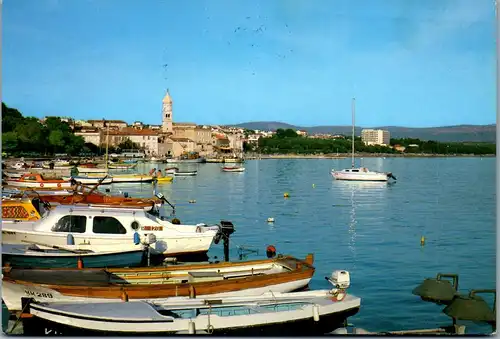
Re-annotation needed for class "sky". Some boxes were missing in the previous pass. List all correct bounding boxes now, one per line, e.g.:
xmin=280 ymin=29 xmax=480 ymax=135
xmin=2 ymin=0 xmax=497 ymax=128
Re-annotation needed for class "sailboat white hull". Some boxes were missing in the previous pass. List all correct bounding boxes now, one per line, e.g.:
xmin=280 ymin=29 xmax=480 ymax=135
xmin=331 ymin=170 xmax=388 ymax=182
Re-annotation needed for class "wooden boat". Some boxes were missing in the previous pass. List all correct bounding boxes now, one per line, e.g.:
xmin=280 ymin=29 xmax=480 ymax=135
xmin=20 ymin=281 xmax=360 ymax=336
xmin=224 ymin=157 xmax=244 ymax=163
xmin=2 ymin=204 xmax=224 ymax=257
xmin=108 ymin=163 xmax=137 ymax=170
xmin=2 ymin=244 xmax=146 ymax=269
xmin=174 ymin=170 xmax=197 ymax=176
xmin=155 ymin=176 xmax=174 ymax=183
xmin=110 ymin=174 xmax=154 ymax=183
xmin=222 ymin=166 xmax=245 ymax=172
xmin=6 ymin=192 xmax=163 ymax=213
xmin=5 ymin=173 xmax=72 ymax=189
xmin=2 ymin=254 xmax=315 ymax=312
xmin=76 ymin=165 xmax=108 ymax=174
xmin=2 ymin=198 xmax=44 ymax=221
xmin=206 ymin=158 xmax=224 ymax=163
xmin=166 ymin=158 xmax=205 ymax=163
xmin=62 ymin=175 xmax=113 ymax=185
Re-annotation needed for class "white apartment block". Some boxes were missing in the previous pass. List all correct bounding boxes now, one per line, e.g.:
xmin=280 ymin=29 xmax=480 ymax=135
xmin=361 ymin=129 xmax=390 ymax=146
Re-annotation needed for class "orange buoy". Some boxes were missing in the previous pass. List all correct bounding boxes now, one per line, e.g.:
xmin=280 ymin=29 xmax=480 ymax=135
xmin=266 ymin=245 xmax=277 ymax=258
xmin=77 ymin=257 xmax=83 ymax=269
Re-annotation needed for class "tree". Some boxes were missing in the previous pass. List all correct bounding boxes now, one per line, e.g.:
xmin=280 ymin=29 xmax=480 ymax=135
xmin=2 ymin=131 xmax=18 ymax=152
xmin=117 ymin=138 xmax=141 ymax=150
xmin=49 ymin=130 xmax=65 ymax=153
xmin=275 ymin=128 xmax=299 ymax=138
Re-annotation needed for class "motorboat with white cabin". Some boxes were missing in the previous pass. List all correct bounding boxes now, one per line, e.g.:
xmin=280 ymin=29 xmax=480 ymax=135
xmin=1 ymin=204 xmax=226 ymax=259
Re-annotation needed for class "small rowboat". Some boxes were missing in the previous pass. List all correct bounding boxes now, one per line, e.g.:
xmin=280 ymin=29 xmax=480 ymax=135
xmin=6 ymin=193 xmax=163 ymax=214
xmin=164 ymin=167 xmax=179 ymax=174
xmin=76 ymin=166 xmax=108 ymax=174
xmin=2 ymin=244 xmax=146 ymax=269
xmin=20 ymin=282 xmax=360 ymax=336
xmin=62 ymin=175 xmax=113 ymax=185
xmin=6 ymin=173 xmax=72 ymax=189
xmin=155 ymin=176 xmax=174 ymax=183
xmin=108 ymin=163 xmax=137 ymax=170
xmin=111 ymin=174 xmax=154 ymax=183
xmin=3 ymin=254 xmax=316 ymax=312
xmin=222 ymin=166 xmax=245 ymax=172
xmin=174 ymin=171 xmax=197 ymax=177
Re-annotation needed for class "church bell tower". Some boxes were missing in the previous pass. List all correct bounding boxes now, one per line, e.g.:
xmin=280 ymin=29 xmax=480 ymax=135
xmin=162 ymin=89 xmax=173 ymax=133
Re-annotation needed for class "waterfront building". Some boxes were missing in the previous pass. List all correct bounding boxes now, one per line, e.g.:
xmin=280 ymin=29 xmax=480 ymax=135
xmin=74 ymin=128 xmax=103 ymax=146
xmin=361 ymin=129 xmax=390 ymax=146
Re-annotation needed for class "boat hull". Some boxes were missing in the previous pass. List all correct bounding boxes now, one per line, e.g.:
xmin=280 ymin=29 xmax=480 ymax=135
xmin=2 ymin=248 xmax=145 ymax=269
xmin=1 ymin=228 xmax=215 ymax=258
xmin=22 ymin=301 xmax=359 ymax=336
xmin=174 ymin=171 xmax=197 ymax=176
xmin=3 ymin=256 xmax=315 ymax=312
xmin=331 ymin=171 xmax=388 ymax=182
xmin=111 ymin=175 xmax=154 ymax=183
xmin=166 ymin=158 xmax=205 ymax=163
xmin=5 ymin=181 xmax=73 ymax=189
xmin=3 ymin=277 xmax=312 ymax=313
xmin=76 ymin=167 xmax=108 ymax=173
xmin=62 ymin=176 xmax=113 ymax=185
xmin=155 ymin=176 xmax=174 ymax=183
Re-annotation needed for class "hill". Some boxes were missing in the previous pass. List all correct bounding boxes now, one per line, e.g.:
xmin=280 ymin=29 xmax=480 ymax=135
xmin=234 ymin=122 xmax=496 ymax=143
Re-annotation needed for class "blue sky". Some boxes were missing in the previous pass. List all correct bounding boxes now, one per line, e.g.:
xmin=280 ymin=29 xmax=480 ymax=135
xmin=2 ymin=0 xmax=496 ymax=128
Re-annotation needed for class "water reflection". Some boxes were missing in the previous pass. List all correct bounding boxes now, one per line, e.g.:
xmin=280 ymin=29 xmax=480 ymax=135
xmin=348 ymin=183 xmax=357 ymax=269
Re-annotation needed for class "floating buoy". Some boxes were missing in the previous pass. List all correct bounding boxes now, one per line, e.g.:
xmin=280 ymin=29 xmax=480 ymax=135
xmin=420 ymin=236 xmax=425 ymax=246
xmin=267 ymin=217 xmax=275 ymax=223
xmin=77 ymin=257 xmax=83 ymax=269
xmin=266 ymin=245 xmax=277 ymax=258
xmin=189 ymin=199 xmax=196 ymax=203
xmin=283 ymin=192 xmax=290 ymax=198
xmin=312 ymin=184 xmax=315 ymax=188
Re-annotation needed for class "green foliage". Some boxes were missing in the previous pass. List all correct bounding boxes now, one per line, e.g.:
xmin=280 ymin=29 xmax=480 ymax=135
xmin=1 ymin=102 xmax=87 ymax=156
xmin=390 ymin=137 xmax=496 ymax=155
xmin=254 ymin=134 xmax=496 ymax=155
xmin=2 ymin=131 xmax=19 ymax=151
xmin=275 ymin=128 xmax=299 ymax=138
xmin=117 ymin=138 xmax=141 ymax=150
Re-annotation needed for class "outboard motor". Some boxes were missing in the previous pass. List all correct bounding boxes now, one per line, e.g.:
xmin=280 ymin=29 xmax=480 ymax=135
xmin=215 ymin=221 xmax=235 ymax=262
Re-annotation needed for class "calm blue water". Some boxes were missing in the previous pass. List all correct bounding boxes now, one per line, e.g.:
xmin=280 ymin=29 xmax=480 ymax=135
xmin=103 ymin=157 xmax=496 ymax=334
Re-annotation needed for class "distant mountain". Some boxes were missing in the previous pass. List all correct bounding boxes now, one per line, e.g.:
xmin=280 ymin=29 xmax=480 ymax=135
xmin=233 ymin=122 xmax=496 ymax=143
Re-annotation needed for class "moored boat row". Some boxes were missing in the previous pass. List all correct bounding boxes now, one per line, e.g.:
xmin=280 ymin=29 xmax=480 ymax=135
xmin=2 ymin=156 xmax=360 ymax=336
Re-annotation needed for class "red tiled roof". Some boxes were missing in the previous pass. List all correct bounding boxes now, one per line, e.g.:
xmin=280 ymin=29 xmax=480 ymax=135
xmin=108 ymin=128 xmax=158 ymax=136
xmin=88 ymin=119 xmax=127 ymax=124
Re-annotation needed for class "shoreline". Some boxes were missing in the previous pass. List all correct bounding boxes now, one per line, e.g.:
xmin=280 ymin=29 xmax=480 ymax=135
xmin=243 ymin=153 xmax=495 ymax=159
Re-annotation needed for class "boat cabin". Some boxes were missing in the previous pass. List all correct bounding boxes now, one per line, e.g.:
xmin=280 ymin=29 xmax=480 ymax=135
xmin=6 ymin=204 xmax=194 ymax=237
xmin=2 ymin=198 xmax=47 ymax=221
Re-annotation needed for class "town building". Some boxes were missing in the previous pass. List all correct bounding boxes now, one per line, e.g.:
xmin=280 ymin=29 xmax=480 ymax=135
xmin=87 ymin=119 xmax=127 ymax=130
xmin=361 ymin=129 xmax=390 ymax=146
xmin=74 ymin=129 xmax=102 ymax=146
xmin=105 ymin=127 xmax=159 ymax=155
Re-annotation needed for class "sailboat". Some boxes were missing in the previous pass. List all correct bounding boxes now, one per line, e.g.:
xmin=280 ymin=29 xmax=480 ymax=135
xmin=331 ymin=98 xmax=396 ymax=182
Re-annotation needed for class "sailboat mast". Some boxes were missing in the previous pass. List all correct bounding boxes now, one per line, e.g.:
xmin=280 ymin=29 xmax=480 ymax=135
xmin=351 ymin=97 xmax=355 ymax=168
xmin=105 ymin=121 xmax=109 ymax=170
